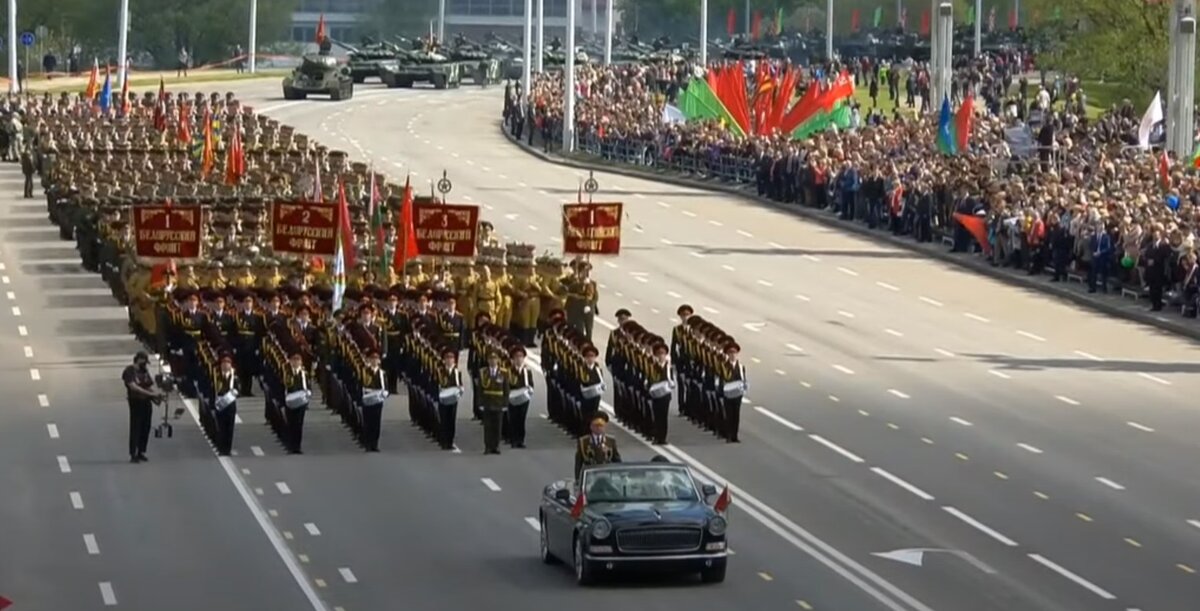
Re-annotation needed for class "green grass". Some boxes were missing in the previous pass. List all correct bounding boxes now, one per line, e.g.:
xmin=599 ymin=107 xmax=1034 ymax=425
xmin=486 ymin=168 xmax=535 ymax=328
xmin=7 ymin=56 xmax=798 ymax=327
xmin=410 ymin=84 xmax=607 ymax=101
xmin=39 ymin=70 xmax=289 ymax=94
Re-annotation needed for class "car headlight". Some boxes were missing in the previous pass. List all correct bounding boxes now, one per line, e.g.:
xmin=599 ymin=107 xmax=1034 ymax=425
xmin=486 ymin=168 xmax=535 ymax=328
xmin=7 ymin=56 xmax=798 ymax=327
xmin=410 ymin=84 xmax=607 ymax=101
xmin=591 ymin=518 xmax=612 ymax=540
xmin=708 ymin=516 xmax=728 ymax=537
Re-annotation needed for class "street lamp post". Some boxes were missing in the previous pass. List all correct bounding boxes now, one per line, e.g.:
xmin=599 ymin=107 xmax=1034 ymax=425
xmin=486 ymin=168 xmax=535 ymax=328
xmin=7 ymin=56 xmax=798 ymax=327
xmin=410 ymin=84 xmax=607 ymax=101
xmin=973 ymin=0 xmax=982 ymax=56
xmin=249 ymin=0 xmax=258 ymax=74
xmin=536 ymin=0 xmax=544 ymax=72
xmin=825 ymin=0 xmax=833 ymax=60
xmin=117 ymin=0 xmax=130 ymax=87
xmin=700 ymin=0 xmax=708 ymax=67
xmin=563 ymin=0 xmax=576 ymax=152
xmin=604 ymin=0 xmax=613 ymax=65
xmin=523 ymin=0 xmax=532 ymax=98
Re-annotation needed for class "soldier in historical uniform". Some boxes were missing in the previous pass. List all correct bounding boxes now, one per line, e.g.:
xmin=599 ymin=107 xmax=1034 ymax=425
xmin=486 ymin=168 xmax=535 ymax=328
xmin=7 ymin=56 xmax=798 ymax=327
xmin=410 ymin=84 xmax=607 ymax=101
xmin=565 ymin=259 xmax=598 ymax=342
xmin=478 ymin=350 xmax=510 ymax=454
xmin=574 ymin=412 xmax=621 ymax=480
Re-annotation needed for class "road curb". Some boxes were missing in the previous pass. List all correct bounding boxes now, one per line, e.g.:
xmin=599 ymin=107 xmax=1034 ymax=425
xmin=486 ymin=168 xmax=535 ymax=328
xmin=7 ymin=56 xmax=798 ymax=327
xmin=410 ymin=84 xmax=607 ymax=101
xmin=498 ymin=121 xmax=1200 ymax=344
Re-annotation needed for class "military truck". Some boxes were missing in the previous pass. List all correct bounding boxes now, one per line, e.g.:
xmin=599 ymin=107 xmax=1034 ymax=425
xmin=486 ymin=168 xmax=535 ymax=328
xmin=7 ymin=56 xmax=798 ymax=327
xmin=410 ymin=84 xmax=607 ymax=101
xmin=337 ymin=38 xmax=404 ymax=83
xmin=447 ymin=34 xmax=502 ymax=86
xmin=283 ymin=54 xmax=354 ymax=100
xmin=379 ymin=38 xmax=461 ymax=89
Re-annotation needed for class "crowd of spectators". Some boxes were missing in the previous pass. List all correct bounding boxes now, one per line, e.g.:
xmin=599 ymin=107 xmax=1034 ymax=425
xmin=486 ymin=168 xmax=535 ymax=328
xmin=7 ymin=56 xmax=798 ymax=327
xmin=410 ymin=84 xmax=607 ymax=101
xmin=502 ymin=56 xmax=1200 ymax=319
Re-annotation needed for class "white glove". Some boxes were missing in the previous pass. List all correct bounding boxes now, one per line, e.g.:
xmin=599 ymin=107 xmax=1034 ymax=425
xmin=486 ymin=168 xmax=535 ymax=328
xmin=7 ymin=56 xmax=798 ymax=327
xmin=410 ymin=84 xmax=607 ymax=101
xmin=583 ymin=306 xmax=592 ymax=314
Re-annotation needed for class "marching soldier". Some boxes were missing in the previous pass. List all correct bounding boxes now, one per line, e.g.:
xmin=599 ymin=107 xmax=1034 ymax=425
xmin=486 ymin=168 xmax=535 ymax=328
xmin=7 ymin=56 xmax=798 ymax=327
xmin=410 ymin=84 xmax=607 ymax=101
xmin=717 ymin=342 xmax=746 ymax=443
xmin=565 ymin=259 xmax=598 ymax=341
xmin=606 ymin=308 xmax=633 ymax=426
xmin=381 ymin=290 xmax=404 ymax=393
xmin=436 ymin=346 xmax=464 ymax=450
xmin=478 ymin=351 xmax=510 ymax=454
xmin=647 ymin=342 xmax=675 ymax=445
xmin=282 ymin=351 xmax=312 ymax=454
xmin=574 ymin=412 xmax=621 ymax=480
xmin=671 ymin=304 xmax=694 ymax=418
xmin=212 ymin=354 xmax=239 ymax=455
xmin=578 ymin=344 xmax=605 ymax=435
xmin=506 ymin=345 xmax=533 ymax=448
xmin=359 ymin=348 xmax=388 ymax=452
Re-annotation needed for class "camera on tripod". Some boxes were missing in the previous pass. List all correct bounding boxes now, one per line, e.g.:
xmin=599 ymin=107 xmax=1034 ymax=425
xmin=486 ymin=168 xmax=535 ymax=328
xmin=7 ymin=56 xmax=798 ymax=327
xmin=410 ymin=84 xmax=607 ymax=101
xmin=155 ymin=372 xmax=176 ymax=393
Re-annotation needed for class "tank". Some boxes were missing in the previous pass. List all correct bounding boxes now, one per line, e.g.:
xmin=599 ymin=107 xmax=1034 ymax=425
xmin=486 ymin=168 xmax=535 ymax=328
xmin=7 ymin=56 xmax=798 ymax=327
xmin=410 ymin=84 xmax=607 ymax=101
xmin=282 ymin=54 xmax=354 ymax=101
xmin=379 ymin=44 xmax=462 ymax=90
xmin=343 ymin=39 xmax=404 ymax=83
xmin=447 ymin=35 xmax=502 ymax=86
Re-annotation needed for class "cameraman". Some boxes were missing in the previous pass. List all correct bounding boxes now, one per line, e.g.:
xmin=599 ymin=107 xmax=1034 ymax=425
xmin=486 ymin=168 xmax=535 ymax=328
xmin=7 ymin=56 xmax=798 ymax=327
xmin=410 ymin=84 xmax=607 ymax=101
xmin=123 ymin=351 xmax=164 ymax=463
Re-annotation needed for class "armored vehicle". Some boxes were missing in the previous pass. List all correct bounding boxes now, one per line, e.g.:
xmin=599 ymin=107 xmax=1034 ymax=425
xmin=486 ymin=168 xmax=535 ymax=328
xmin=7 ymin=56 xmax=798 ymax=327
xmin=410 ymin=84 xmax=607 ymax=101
xmin=448 ymin=34 xmax=502 ymax=86
xmin=379 ymin=41 xmax=461 ymax=89
xmin=282 ymin=54 xmax=354 ymax=100
xmin=338 ymin=38 xmax=404 ymax=83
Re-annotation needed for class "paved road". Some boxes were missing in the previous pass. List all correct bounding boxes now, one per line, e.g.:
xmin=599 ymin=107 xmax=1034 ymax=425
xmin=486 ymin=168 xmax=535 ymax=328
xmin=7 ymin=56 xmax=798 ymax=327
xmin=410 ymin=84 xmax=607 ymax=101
xmin=3 ymin=79 xmax=1198 ymax=609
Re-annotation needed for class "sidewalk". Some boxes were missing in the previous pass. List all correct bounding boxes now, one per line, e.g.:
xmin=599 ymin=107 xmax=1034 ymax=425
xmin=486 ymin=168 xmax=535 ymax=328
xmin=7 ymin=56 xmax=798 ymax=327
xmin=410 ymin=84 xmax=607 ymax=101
xmin=4 ymin=68 xmax=289 ymax=93
xmin=500 ymin=124 xmax=1200 ymax=344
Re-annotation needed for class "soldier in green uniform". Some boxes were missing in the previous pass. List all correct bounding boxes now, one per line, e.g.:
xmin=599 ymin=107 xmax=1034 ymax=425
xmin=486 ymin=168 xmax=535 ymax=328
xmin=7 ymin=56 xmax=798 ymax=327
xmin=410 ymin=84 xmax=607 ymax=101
xmin=565 ymin=259 xmax=598 ymax=342
xmin=574 ymin=412 xmax=621 ymax=480
xmin=478 ymin=351 xmax=510 ymax=454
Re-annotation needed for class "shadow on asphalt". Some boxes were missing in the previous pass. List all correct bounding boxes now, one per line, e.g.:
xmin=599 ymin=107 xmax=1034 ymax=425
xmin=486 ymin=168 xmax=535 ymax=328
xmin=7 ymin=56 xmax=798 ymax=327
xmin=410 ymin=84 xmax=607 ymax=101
xmin=964 ymin=352 xmax=1200 ymax=374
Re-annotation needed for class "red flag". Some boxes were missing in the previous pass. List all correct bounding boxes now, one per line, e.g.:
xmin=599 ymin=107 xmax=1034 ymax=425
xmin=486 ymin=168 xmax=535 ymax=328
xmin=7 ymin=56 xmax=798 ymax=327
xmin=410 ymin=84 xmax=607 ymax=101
xmin=84 ymin=58 xmax=99 ymax=100
xmin=0 ymin=595 xmax=13 ymax=609
xmin=890 ymin=184 xmax=905 ymax=216
xmin=153 ymin=77 xmax=167 ymax=132
xmin=1159 ymin=150 xmax=1171 ymax=189
xmin=851 ymin=9 xmax=861 ymax=32
xmin=714 ymin=485 xmax=732 ymax=513
xmin=751 ymin=10 xmax=762 ymax=40
xmin=223 ymin=124 xmax=244 ymax=185
xmin=920 ymin=10 xmax=931 ymax=35
xmin=953 ymin=213 xmax=992 ymax=255
xmin=315 ymin=13 xmax=327 ymax=44
xmin=1008 ymin=9 xmax=1018 ymax=30
xmin=119 ymin=72 xmax=131 ymax=118
xmin=200 ymin=109 xmax=214 ymax=178
xmin=176 ymin=102 xmax=191 ymax=144
xmin=726 ymin=8 xmax=736 ymax=36
xmin=570 ymin=491 xmax=587 ymax=520
xmin=336 ymin=178 xmax=357 ymax=270
xmin=392 ymin=176 xmax=418 ymax=272
xmin=955 ymin=94 xmax=974 ymax=153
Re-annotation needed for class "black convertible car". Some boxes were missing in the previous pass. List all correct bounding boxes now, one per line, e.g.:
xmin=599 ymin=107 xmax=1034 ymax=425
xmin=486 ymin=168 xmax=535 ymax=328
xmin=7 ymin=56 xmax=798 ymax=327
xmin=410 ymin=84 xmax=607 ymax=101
xmin=538 ymin=462 xmax=728 ymax=585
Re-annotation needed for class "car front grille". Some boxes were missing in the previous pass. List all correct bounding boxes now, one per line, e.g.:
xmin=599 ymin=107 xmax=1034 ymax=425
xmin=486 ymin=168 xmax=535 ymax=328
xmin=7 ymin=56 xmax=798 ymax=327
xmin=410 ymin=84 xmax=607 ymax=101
xmin=616 ymin=527 xmax=703 ymax=553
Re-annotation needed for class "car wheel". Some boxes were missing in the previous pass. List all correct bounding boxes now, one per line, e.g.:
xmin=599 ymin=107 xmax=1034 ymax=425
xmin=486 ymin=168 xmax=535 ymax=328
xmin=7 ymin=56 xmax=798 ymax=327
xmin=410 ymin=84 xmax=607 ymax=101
xmin=573 ymin=536 xmax=595 ymax=585
xmin=539 ymin=515 xmax=557 ymax=564
xmin=700 ymin=564 xmax=726 ymax=584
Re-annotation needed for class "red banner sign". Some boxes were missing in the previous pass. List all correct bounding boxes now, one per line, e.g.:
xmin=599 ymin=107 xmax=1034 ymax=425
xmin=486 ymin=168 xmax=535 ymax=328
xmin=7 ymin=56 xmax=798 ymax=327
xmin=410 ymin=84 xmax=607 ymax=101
xmin=562 ymin=203 xmax=623 ymax=255
xmin=271 ymin=201 xmax=338 ymax=256
xmin=413 ymin=203 xmax=480 ymax=257
xmin=133 ymin=205 xmax=203 ymax=259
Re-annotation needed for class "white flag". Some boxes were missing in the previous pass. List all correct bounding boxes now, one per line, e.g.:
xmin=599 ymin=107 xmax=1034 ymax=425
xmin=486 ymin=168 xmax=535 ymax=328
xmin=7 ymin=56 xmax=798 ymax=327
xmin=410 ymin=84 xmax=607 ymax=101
xmin=1137 ymin=91 xmax=1163 ymax=150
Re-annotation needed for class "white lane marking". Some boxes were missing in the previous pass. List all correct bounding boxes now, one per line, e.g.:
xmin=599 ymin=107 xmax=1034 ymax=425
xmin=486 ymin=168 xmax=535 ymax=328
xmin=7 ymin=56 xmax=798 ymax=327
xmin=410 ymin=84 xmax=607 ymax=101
xmin=660 ymin=237 xmax=674 ymax=245
xmin=177 ymin=396 xmax=329 ymax=611
xmin=703 ymin=306 xmax=720 ymax=315
xmin=768 ymin=241 xmax=786 ymax=249
xmin=11 ymin=306 xmax=20 ymax=316
xmin=754 ymin=406 xmax=804 ymax=431
xmin=832 ymin=365 xmax=855 ymax=375
xmin=949 ymin=417 xmax=973 ymax=427
xmin=885 ymin=329 xmax=904 ymax=337
xmin=876 ymin=281 xmax=900 ymax=291
xmin=1126 ymin=421 xmax=1155 ymax=433
xmin=708 ymin=220 xmax=724 ymax=227
xmin=934 ymin=348 xmax=955 ymax=357
xmin=1054 ymin=395 xmax=1080 ymax=406
xmin=57 ymin=456 xmax=71 ymax=473
xmin=29 ymin=368 xmax=39 ymax=380
xmin=496 ymin=173 xmax=506 ymax=179
xmin=808 ymin=435 xmax=864 ymax=463
xmin=1074 ymin=350 xmax=1104 ymax=361
xmin=451 ymin=445 xmax=463 ymax=454
xmin=5 ymin=291 xmax=13 ymax=300
xmin=774 ymin=369 xmax=787 ymax=376
xmin=18 ymin=325 xmax=27 ymax=336
xmin=737 ymin=229 xmax=754 ymax=238
xmin=47 ymin=424 xmax=60 ymax=439
xmin=795 ymin=294 xmax=811 ymax=302
xmin=604 ymin=261 xmax=619 ymax=269
xmin=942 ymin=507 xmax=1019 ymax=546
xmin=276 ymin=482 xmax=292 ymax=495
xmin=918 ymin=296 xmax=943 ymax=307
xmin=0 ymin=276 xmax=7 ymax=284
xmin=785 ymin=343 xmax=804 ymax=353
xmin=634 ymin=276 xmax=648 ymax=283
xmin=84 ymin=533 xmax=100 ymax=555
xmin=689 ymin=251 xmax=705 ymax=258
xmin=595 ymin=318 xmax=617 ymax=331
xmin=305 ymin=523 xmax=321 ymax=536
xmin=23 ymin=345 xmax=33 ymax=358
xmin=987 ymin=370 xmax=1011 ymax=380
xmin=1188 ymin=519 xmax=1200 ymax=531
xmin=722 ymin=265 xmax=736 ymax=272
xmin=234 ymin=415 xmax=243 ymax=424
xmin=837 ymin=267 xmax=859 ymax=277
xmin=251 ymin=446 xmax=265 ymax=457
xmin=871 ymin=467 xmax=934 ymax=501
xmin=888 ymin=389 xmax=910 ymax=399
xmin=1016 ymin=330 xmax=1046 ymax=342
xmin=828 ymin=395 xmax=839 ymax=402
xmin=70 ymin=491 xmax=84 ymax=509
xmin=37 ymin=394 xmax=48 ymax=407
xmin=528 ymin=224 xmax=539 ymax=232
xmin=0 ymin=263 xmax=5 ymax=270
xmin=1095 ymin=477 xmax=1126 ymax=491
xmin=1027 ymin=554 xmax=1116 ymax=600
xmin=963 ymin=313 xmax=990 ymax=323
xmin=1017 ymin=443 xmax=1044 ymax=454
xmin=481 ymin=477 xmax=503 ymax=492
xmin=525 ymin=516 xmax=541 ymax=531
xmin=757 ymin=279 xmax=774 ymax=287
xmin=633 ymin=193 xmax=646 ymax=199
xmin=338 ymin=568 xmax=358 ymax=584
xmin=682 ymin=210 xmax=697 ymax=218
xmin=1137 ymin=372 xmax=1171 ymax=386
xmin=391 ymin=161 xmax=404 ymax=168
xmin=666 ymin=290 xmax=682 ymax=299
xmin=656 ymin=201 xmax=670 ymax=208
xmin=837 ymin=310 xmax=855 ymax=319
xmin=802 ymin=254 xmax=821 ymax=262
xmin=99 ymin=582 xmax=117 ymax=606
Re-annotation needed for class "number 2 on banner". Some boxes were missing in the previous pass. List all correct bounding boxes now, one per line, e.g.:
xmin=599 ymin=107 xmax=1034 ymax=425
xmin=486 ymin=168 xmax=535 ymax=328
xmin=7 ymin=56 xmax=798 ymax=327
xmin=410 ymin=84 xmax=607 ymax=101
xmin=301 ymin=210 xmax=311 ymax=223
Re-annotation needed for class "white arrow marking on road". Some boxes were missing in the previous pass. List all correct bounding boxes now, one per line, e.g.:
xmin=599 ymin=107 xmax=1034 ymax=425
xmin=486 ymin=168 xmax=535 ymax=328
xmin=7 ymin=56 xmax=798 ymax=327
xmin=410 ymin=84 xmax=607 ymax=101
xmin=70 ymin=491 xmax=84 ymax=509
xmin=481 ymin=478 xmax=502 ymax=492
xmin=872 ymin=549 xmax=926 ymax=567
xmin=743 ymin=322 xmax=766 ymax=333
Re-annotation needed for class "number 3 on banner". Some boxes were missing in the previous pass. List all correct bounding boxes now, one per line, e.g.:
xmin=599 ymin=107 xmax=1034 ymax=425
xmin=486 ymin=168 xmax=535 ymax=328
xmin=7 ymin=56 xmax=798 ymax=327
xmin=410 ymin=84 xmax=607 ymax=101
xmin=441 ymin=213 xmax=449 ymax=228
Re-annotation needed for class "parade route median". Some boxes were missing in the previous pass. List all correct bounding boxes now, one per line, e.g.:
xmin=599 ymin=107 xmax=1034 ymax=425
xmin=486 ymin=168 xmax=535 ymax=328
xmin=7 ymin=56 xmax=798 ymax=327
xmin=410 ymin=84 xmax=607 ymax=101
xmin=499 ymin=121 xmax=1200 ymax=344
xmin=10 ymin=69 xmax=289 ymax=93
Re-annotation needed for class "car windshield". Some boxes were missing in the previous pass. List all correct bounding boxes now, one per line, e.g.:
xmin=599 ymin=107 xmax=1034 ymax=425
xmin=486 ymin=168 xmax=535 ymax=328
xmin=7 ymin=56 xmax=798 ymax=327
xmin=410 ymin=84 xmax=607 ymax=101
xmin=583 ymin=467 xmax=700 ymax=503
